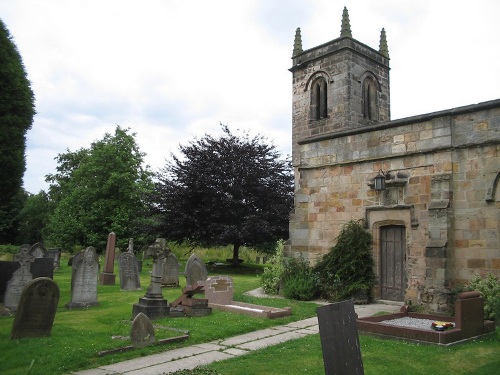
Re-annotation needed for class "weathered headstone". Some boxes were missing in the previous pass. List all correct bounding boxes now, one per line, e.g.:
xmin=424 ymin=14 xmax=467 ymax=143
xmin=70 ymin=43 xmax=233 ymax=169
xmin=47 ymin=248 xmax=61 ymax=270
xmin=161 ymin=253 xmax=180 ymax=287
xmin=184 ymin=254 xmax=207 ymax=286
xmin=204 ymin=276 xmax=234 ymax=305
xmin=13 ymin=244 xmax=31 ymax=262
xmin=317 ymin=299 xmax=364 ymax=375
xmin=29 ymin=242 xmax=46 ymax=258
xmin=100 ymin=232 xmax=116 ymax=285
xmin=4 ymin=249 xmax=34 ymax=311
xmin=66 ymin=247 xmax=99 ymax=309
xmin=130 ymin=312 xmax=155 ymax=348
xmin=11 ymin=277 xmax=60 ymax=339
xmin=119 ymin=252 xmax=141 ymax=291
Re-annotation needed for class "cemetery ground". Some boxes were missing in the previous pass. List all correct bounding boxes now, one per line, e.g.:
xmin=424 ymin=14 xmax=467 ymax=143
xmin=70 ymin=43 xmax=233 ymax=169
xmin=0 ymin=251 xmax=498 ymax=375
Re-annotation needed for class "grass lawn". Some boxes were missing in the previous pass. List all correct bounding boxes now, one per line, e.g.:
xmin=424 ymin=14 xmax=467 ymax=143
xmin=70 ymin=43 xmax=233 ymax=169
xmin=1 ymin=251 xmax=499 ymax=375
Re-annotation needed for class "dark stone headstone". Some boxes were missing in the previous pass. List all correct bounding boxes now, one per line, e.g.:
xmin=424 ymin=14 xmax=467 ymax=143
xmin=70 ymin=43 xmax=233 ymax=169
xmin=11 ymin=277 xmax=60 ymax=339
xmin=184 ymin=254 xmax=207 ymax=286
xmin=317 ymin=299 xmax=364 ymax=375
xmin=31 ymin=258 xmax=54 ymax=279
xmin=119 ymin=252 xmax=141 ymax=290
xmin=66 ymin=247 xmax=99 ymax=309
xmin=0 ymin=261 xmax=20 ymax=301
xmin=130 ymin=312 xmax=155 ymax=348
xmin=161 ymin=253 xmax=180 ymax=287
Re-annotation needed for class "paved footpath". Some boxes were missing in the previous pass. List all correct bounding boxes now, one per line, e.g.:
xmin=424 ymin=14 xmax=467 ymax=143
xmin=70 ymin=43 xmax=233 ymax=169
xmin=69 ymin=302 xmax=401 ymax=375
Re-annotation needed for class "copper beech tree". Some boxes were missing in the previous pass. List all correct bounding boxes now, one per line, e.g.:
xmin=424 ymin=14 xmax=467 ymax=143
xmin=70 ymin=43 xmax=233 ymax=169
xmin=152 ymin=124 xmax=294 ymax=265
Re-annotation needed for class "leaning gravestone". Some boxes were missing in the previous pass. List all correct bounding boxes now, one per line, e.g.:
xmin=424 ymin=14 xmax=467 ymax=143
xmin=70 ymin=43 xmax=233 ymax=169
xmin=11 ymin=277 xmax=60 ymax=339
xmin=130 ymin=312 xmax=155 ymax=348
xmin=184 ymin=254 xmax=208 ymax=286
xmin=119 ymin=252 xmax=141 ymax=291
xmin=4 ymin=250 xmax=34 ymax=311
xmin=161 ymin=253 xmax=180 ymax=287
xmin=317 ymin=299 xmax=364 ymax=375
xmin=66 ymin=247 xmax=99 ymax=309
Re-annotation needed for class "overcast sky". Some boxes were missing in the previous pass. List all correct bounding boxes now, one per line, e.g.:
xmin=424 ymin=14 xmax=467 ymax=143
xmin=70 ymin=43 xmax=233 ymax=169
xmin=2 ymin=0 xmax=500 ymax=194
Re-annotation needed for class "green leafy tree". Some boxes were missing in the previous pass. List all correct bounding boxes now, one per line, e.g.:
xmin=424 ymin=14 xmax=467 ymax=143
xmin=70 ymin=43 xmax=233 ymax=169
xmin=16 ymin=190 xmax=52 ymax=244
xmin=45 ymin=126 xmax=154 ymax=252
xmin=152 ymin=124 xmax=294 ymax=265
xmin=0 ymin=19 xmax=36 ymax=243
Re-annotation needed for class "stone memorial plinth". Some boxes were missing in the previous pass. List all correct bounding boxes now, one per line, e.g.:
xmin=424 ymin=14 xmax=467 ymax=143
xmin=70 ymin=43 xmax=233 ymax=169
xmin=11 ymin=277 xmax=60 ymax=339
xmin=132 ymin=239 xmax=170 ymax=320
xmin=161 ymin=253 xmax=180 ymax=287
xmin=119 ymin=252 xmax=141 ymax=290
xmin=100 ymin=232 xmax=116 ymax=285
xmin=66 ymin=247 xmax=99 ymax=309
xmin=170 ymin=281 xmax=211 ymax=317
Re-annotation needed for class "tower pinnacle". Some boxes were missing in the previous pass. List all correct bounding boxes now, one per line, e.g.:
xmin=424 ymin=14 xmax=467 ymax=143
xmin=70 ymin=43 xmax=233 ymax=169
xmin=340 ymin=6 xmax=352 ymax=38
xmin=379 ymin=28 xmax=389 ymax=57
xmin=292 ymin=27 xmax=303 ymax=57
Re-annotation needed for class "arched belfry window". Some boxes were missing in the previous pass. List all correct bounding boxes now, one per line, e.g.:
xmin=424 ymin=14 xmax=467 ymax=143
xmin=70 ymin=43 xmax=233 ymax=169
xmin=362 ymin=76 xmax=379 ymax=121
xmin=310 ymin=77 xmax=328 ymax=120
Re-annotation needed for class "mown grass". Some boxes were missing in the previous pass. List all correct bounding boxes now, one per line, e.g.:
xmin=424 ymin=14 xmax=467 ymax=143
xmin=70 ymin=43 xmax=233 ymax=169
xmin=2 ymin=247 xmax=499 ymax=375
xmin=0 ymin=251 xmax=316 ymax=375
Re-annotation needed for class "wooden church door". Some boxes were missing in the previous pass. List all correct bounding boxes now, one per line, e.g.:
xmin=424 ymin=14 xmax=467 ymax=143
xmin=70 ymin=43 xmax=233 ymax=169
xmin=380 ymin=225 xmax=406 ymax=301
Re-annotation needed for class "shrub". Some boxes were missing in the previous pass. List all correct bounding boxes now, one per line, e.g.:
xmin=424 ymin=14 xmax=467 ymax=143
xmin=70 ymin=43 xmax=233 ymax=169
xmin=260 ymin=241 xmax=286 ymax=294
xmin=466 ymin=273 xmax=500 ymax=322
xmin=283 ymin=269 xmax=320 ymax=301
xmin=313 ymin=219 xmax=375 ymax=302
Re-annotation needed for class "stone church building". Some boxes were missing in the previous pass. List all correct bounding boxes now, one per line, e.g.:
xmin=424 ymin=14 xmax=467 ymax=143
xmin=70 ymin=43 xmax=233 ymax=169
xmin=285 ymin=8 xmax=500 ymax=312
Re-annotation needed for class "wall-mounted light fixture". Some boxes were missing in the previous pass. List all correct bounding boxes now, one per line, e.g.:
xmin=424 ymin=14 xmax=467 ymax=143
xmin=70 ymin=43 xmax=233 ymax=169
xmin=373 ymin=170 xmax=387 ymax=191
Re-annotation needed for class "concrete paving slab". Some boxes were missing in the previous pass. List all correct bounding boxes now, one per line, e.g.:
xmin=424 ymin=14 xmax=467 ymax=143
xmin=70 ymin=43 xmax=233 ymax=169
xmin=220 ymin=328 xmax=282 ymax=346
xmin=223 ymin=347 xmax=249 ymax=356
xmin=284 ymin=317 xmax=318 ymax=328
xmin=236 ymin=330 xmax=308 ymax=351
xmin=69 ymin=369 xmax=119 ymax=375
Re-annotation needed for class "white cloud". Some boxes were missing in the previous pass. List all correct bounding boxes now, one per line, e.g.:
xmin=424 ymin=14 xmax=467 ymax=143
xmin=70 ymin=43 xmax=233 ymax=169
xmin=2 ymin=0 xmax=499 ymax=193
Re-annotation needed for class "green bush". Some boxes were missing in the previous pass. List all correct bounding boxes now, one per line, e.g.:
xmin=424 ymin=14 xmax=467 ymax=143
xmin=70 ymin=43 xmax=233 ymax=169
xmin=466 ymin=273 xmax=500 ymax=322
xmin=0 ymin=244 xmax=19 ymax=256
xmin=260 ymin=241 xmax=286 ymax=294
xmin=283 ymin=269 xmax=320 ymax=301
xmin=313 ymin=219 xmax=375 ymax=302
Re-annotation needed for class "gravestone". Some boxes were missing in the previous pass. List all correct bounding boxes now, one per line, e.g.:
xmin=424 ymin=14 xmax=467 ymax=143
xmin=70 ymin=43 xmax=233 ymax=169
xmin=100 ymin=232 xmax=116 ymax=285
xmin=4 ymin=249 xmax=34 ymax=311
xmin=130 ymin=312 xmax=155 ymax=348
xmin=317 ymin=299 xmax=364 ymax=375
xmin=30 ymin=258 xmax=54 ymax=279
xmin=13 ymin=244 xmax=31 ymax=262
xmin=204 ymin=276 xmax=234 ymax=305
xmin=0 ymin=261 xmax=20 ymax=301
xmin=132 ymin=238 xmax=170 ymax=320
xmin=161 ymin=253 xmax=180 ymax=287
xmin=66 ymin=247 xmax=99 ymax=309
xmin=184 ymin=254 xmax=207 ymax=286
xmin=29 ymin=242 xmax=46 ymax=258
xmin=119 ymin=252 xmax=141 ymax=290
xmin=47 ymin=248 xmax=61 ymax=270
xmin=170 ymin=281 xmax=212 ymax=317
xmin=11 ymin=277 xmax=60 ymax=339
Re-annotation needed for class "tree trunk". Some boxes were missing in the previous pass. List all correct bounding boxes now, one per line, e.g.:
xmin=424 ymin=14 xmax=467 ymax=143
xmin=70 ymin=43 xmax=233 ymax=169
xmin=231 ymin=243 xmax=241 ymax=266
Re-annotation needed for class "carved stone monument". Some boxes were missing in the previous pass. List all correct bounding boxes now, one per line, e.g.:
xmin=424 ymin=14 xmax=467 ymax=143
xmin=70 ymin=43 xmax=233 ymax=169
xmin=204 ymin=275 xmax=234 ymax=305
xmin=161 ymin=253 xmax=180 ymax=287
xmin=11 ymin=277 xmax=60 ymax=339
xmin=119 ymin=252 xmax=141 ymax=291
xmin=66 ymin=247 xmax=99 ymax=309
xmin=4 ymin=249 xmax=34 ymax=311
xmin=184 ymin=254 xmax=208 ymax=286
xmin=132 ymin=238 xmax=170 ymax=320
xmin=130 ymin=312 xmax=155 ymax=348
xmin=100 ymin=232 xmax=116 ymax=285
xmin=29 ymin=242 xmax=46 ymax=258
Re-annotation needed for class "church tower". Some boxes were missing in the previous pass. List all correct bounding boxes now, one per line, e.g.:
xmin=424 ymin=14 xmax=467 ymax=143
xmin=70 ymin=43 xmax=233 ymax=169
xmin=290 ymin=7 xmax=390 ymax=165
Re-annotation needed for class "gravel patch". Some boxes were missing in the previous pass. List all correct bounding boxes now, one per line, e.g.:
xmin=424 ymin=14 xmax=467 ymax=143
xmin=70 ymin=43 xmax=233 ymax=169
xmin=381 ymin=317 xmax=444 ymax=331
